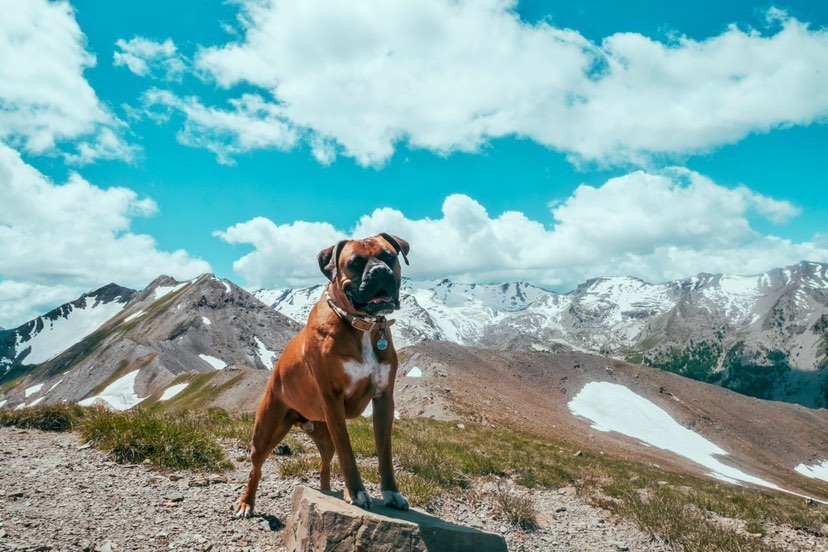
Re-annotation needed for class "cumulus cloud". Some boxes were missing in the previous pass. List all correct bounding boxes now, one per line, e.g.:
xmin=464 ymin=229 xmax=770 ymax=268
xmin=0 ymin=0 xmax=137 ymax=164
xmin=114 ymin=36 xmax=187 ymax=81
xmin=215 ymin=168 xmax=825 ymax=290
xmin=143 ymin=89 xmax=297 ymax=165
xmin=0 ymin=143 xmax=211 ymax=327
xmin=174 ymin=0 xmax=828 ymax=166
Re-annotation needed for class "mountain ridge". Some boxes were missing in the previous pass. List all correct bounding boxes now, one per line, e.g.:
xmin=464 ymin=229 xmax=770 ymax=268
xmin=255 ymin=260 xmax=828 ymax=407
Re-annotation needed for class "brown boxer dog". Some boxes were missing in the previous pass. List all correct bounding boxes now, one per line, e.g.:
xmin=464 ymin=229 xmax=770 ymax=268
xmin=235 ymin=233 xmax=410 ymax=517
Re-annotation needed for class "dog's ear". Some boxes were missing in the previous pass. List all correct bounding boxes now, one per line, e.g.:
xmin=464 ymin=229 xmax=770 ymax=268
xmin=317 ymin=240 xmax=348 ymax=281
xmin=379 ymin=233 xmax=410 ymax=266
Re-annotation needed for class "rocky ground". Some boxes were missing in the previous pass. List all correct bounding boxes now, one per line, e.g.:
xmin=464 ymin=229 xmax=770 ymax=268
xmin=0 ymin=427 xmax=678 ymax=552
xmin=1 ymin=426 xmax=825 ymax=552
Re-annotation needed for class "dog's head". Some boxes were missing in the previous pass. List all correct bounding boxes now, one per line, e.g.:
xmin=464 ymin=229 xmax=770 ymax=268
xmin=318 ymin=233 xmax=410 ymax=317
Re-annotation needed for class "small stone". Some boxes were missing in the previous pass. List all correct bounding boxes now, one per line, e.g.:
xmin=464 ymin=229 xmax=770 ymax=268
xmin=168 ymin=493 xmax=185 ymax=503
xmin=235 ymin=455 xmax=248 ymax=462
xmin=0 ymin=529 xmax=6 ymax=538
xmin=98 ymin=540 xmax=114 ymax=552
xmin=456 ymin=423 xmax=465 ymax=430
xmin=169 ymin=474 xmax=183 ymax=481
xmin=555 ymin=506 xmax=567 ymax=513
xmin=499 ymin=525 xmax=508 ymax=534
xmin=574 ymin=450 xmax=583 ymax=457
xmin=188 ymin=478 xmax=209 ymax=488
xmin=77 ymin=442 xmax=92 ymax=450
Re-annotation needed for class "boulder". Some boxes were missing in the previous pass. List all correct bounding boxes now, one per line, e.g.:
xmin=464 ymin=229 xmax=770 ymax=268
xmin=285 ymin=486 xmax=508 ymax=552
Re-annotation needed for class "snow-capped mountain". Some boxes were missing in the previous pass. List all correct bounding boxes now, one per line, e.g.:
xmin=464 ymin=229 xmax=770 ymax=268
xmin=0 ymin=284 xmax=136 ymax=380
xmin=255 ymin=261 xmax=828 ymax=407
xmin=0 ymin=274 xmax=300 ymax=411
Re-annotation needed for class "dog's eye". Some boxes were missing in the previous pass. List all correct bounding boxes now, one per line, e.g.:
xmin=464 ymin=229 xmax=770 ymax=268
xmin=379 ymin=251 xmax=396 ymax=266
xmin=346 ymin=256 xmax=366 ymax=270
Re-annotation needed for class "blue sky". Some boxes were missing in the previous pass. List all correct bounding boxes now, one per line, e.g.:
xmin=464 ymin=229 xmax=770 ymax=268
xmin=1 ymin=0 xmax=827 ymax=326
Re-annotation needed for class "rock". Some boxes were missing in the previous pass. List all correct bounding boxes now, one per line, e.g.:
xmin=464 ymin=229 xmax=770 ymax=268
xmin=285 ymin=486 xmax=507 ymax=552
xmin=168 ymin=493 xmax=185 ymax=503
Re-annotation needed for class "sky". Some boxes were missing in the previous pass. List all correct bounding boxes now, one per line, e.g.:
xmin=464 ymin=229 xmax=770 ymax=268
xmin=1 ymin=0 xmax=827 ymax=327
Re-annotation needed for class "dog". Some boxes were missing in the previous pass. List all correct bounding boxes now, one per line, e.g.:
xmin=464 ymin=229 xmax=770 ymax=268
xmin=235 ymin=233 xmax=411 ymax=517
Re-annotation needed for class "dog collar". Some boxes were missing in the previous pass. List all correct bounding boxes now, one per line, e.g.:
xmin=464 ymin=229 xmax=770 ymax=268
xmin=325 ymin=289 xmax=396 ymax=333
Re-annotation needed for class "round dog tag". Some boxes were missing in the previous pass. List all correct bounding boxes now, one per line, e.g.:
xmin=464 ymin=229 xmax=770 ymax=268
xmin=376 ymin=338 xmax=388 ymax=351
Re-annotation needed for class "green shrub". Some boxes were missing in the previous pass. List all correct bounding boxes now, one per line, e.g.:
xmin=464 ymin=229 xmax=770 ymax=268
xmin=79 ymin=407 xmax=231 ymax=472
xmin=0 ymin=403 xmax=85 ymax=431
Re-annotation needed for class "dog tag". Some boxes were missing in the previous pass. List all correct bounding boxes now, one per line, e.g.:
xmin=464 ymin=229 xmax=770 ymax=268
xmin=377 ymin=338 xmax=388 ymax=351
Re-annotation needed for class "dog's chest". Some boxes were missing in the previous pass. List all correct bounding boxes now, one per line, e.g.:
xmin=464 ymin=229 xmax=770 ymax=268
xmin=342 ymin=332 xmax=391 ymax=397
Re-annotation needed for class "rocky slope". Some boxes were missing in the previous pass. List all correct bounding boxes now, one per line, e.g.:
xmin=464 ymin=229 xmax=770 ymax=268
xmin=256 ymin=261 xmax=828 ymax=407
xmin=392 ymin=342 xmax=828 ymax=503
xmin=0 ymin=274 xmax=300 ymax=411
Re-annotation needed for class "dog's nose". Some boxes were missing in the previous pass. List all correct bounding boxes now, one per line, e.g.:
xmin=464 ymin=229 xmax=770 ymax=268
xmin=365 ymin=261 xmax=393 ymax=278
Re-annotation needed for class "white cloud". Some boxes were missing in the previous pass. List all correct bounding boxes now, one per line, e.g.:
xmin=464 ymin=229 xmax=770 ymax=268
xmin=114 ymin=36 xmax=187 ymax=81
xmin=143 ymin=89 xmax=297 ymax=165
xmin=0 ymin=0 xmax=136 ymax=164
xmin=180 ymin=0 xmax=828 ymax=166
xmin=216 ymin=168 xmax=826 ymax=290
xmin=215 ymin=218 xmax=345 ymax=287
xmin=0 ymin=143 xmax=210 ymax=327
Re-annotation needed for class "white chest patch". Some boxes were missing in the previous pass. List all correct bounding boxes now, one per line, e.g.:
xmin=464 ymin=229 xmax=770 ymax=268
xmin=343 ymin=332 xmax=391 ymax=397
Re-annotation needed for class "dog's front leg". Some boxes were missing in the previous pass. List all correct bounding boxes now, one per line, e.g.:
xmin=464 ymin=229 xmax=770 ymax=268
xmin=321 ymin=392 xmax=371 ymax=508
xmin=372 ymin=392 xmax=409 ymax=510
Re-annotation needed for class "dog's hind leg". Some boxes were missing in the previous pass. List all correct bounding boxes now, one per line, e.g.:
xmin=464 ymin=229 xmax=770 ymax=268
xmin=305 ymin=421 xmax=335 ymax=491
xmin=235 ymin=396 xmax=296 ymax=518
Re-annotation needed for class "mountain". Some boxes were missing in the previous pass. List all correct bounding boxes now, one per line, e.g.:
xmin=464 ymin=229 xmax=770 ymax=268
xmin=0 ymin=274 xmax=300 ymax=411
xmin=255 ymin=261 xmax=828 ymax=407
xmin=393 ymin=341 xmax=828 ymax=503
xmin=0 ymin=283 xmax=137 ymax=381
xmin=1 ymin=270 xmax=826 ymax=505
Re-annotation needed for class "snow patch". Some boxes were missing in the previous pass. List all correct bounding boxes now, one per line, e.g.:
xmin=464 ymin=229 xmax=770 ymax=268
xmin=201 ymin=316 xmax=211 ymax=326
xmin=254 ymin=337 xmax=276 ymax=370
xmin=568 ymin=382 xmax=780 ymax=489
xmin=78 ymin=370 xmax=144 ymax=411
xmin=21 ymin=299 xmax=125 ymax=364
xmin=360 ymin=402 xmax=400 ymax=419
xmin=29 ymin=397 xmax=45 ymax=406
xmin=0 ymin=399 xmax=7 ymax=408
xmin=199 ymin=354 xmax=227 ymax=370
xmin=159 ymin=383 xmax=189 ymax=401
xmin=407 ymin=367 xmax=423 ymax=378
xmin=795 ymin=461 xmax=828 ymax=483
xmin=15 ymin=402 xmax=27 ymax=410
xmin=24 ymin=383 xmax=44 ymax=398
xmin=123 ymin=310 xmax=146 ymax=323
xmin=213 ymin=277 xmax=232 ymax=294
xmin=153 ymin=282 xmax=188 ymax=300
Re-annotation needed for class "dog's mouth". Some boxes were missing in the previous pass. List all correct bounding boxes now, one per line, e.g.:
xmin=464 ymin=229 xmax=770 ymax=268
xmin=348 ymin=289 xmax=398 ymax=315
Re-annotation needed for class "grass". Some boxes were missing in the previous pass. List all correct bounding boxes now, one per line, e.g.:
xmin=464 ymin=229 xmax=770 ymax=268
xmin=0 ymin=403 xmax=85 ymax=431
xmin=3 ymin=404 xmax=826 ymax=551
xmin=79 ymin=407 xmax=232 ymax=472
xmin=489 ymin=484 xmax=540 ymax=531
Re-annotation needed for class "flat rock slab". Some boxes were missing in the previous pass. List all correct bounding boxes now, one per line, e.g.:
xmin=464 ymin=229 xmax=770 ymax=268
xmin=285 ymin=486 xmax=508 ymax=552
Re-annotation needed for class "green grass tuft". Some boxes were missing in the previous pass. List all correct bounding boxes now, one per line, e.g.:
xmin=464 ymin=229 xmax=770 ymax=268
xmin=79 ymin=407 xmax=232 ymax=472
xmin=0 ymin=403 xmax=85 ymax=432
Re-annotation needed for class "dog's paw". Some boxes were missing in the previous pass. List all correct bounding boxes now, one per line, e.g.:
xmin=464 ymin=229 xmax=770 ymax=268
xmin=347 ymin=490 xmax=372 ymax=509
xmin=382 ymin=490 xmax=410 ymax=510
xmin=234 ymin=501 xmax=253 ymax=518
